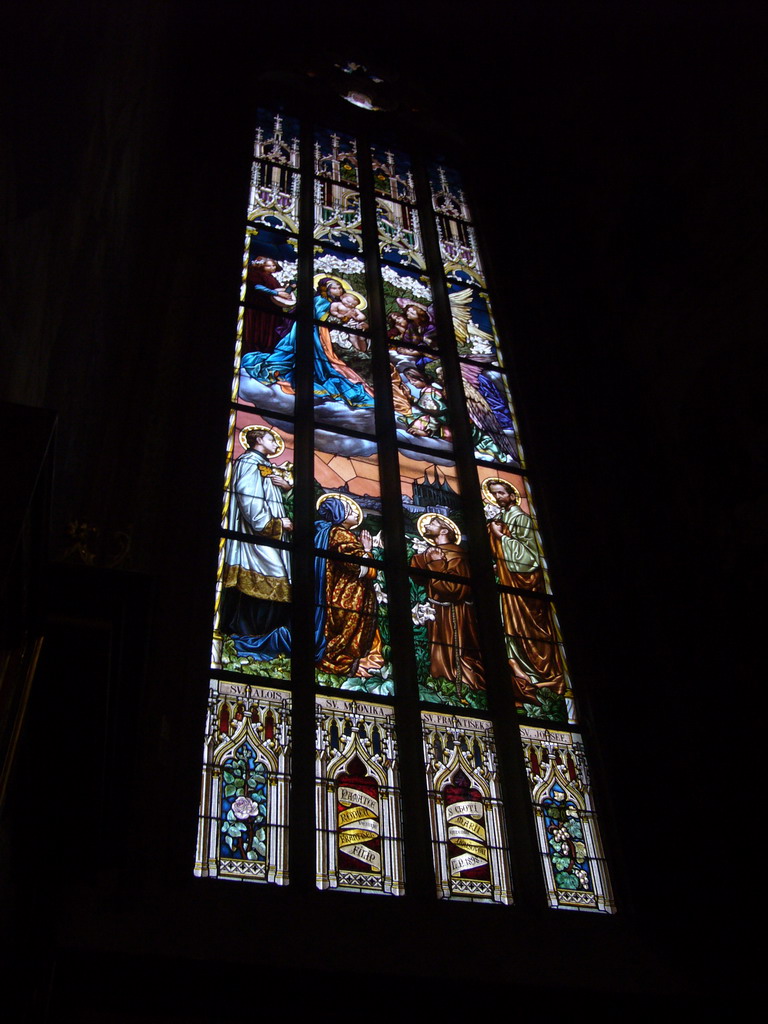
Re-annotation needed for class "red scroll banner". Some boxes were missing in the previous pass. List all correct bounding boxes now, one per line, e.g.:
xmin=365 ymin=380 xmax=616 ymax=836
xmin=445 ymin=799 xmax=488 ymax=876
xmin=337 ymin=785 xmax=381 ymax=872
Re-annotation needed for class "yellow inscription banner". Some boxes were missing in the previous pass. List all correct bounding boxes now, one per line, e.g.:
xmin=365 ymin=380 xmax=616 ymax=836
xmin=450 ymin=852 xmax=487 ymax=874
xmin=449 ymin=815 xmax=486 ymax=840
xmin=338 ymin=786 xmax=379 ymax=814
xmin=338 ymin=828 xmax=378 ymax=847
xmin=343 ymin=843 xmax=381 ymax=871
xmin=445 ymin=800 xmax=483 ymax=821
xmin=338 ymin=804 xmax=377 ymax=828
xmin=450 ymin=837 xmax=488 ymax=858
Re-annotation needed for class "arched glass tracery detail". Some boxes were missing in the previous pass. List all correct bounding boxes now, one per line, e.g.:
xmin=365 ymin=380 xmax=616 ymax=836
xmin=422 ymin=712 xmax=512 ymax=904
xmin=195 ymin=107 xmax=614 ymax=913
xmin=195 ymin=681 xmax=290 ymax=884
xmin=316 ymin=696 xmax=404 ymax=895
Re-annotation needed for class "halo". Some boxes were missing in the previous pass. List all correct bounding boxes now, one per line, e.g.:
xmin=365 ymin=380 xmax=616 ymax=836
xmin=416 ymin=513 xmax=461 ymax=543
xmin=481 ymin=477 xmax=521 ymax=507
xmin=313 ymin=274 xmax=367 ymax=312
xmin=316 ymin=492 xmax=363 ymax=528
xmin=239 ymin=425 xmax=285 ymax=457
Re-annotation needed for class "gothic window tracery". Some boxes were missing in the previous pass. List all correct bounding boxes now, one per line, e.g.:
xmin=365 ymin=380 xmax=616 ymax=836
xmin=195 ymin=108 xmax=614 ymax=913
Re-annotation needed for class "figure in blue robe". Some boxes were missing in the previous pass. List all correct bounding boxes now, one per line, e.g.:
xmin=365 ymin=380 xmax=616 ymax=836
xmin=242 ymin=278 xmax=374 ymax=409
xmin=313 ymin=497 xmax=350 ymax=664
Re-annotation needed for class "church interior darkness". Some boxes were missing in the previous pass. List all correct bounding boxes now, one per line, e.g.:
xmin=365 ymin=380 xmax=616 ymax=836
xmin=1 ymin=1 xmax=764 ymax=1015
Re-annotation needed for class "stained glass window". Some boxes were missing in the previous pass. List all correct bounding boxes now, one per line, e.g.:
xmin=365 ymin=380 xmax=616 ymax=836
xmin=195 ymin=680 xmax=290 ymax=883
xmin=316 ymin=696 xmax=404 ymax=894
xmin=195 ymin=107 xmax=614 ymax=912
xmin=521 ymin=726 xmax=614 ymax=911
xmin=422 ymin=712 xmax=512 ymax=903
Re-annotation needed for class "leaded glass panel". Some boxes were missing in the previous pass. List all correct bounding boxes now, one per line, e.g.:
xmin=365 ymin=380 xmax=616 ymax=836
xmin=381 ymin=264 xmax=435 ymax=346
xmin=430 ymin=175 xmax=481 ymax=279
xmin=216 ymin=546 xmax=292 ymax=679
xmin=314 ymin=178 xmax=362 ymax=251
xmin=478 ymin=469 xmax=549 ymax=591
xmin=422 ymin=712 xmax=511 ymax=903
xmin=377 ymin=198 xmax=423 ymax=268
xmin=314 ymin=545 xmax=393 ymax=695
xmin=314 ymin=444 xmax=384 ymax=545
xmin=371 ymin=145 xmax=416 ymax=203
xmin=196 ymin=108 xmax=613 ymax=911
xmin=399 ymin=455 xmax=463 ymax=521
xmin=411 ymin=569 xmax=487 ymax=709
xmin=250 ymin=111 xmax=301 ymax=230
xmin=520 ymin=726 xmax=614 ymax=912
xmin=223 ymin=412 xmax=295 ymax=535
xmin=459 ymin=361 xmax=521 ymax=467
xmin=315 ymin=128 xmax=359 ymax=185
xmin=238 ymin=226 xmax=299 ymax=414
xmin=195 ymin=681 xmax=290 ymax=884
xmin=316 ymin=696 xmax=404 ymax=894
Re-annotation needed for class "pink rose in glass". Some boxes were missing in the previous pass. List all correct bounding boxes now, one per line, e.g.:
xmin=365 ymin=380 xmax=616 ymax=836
xmin=232 ymin=796 xmax=255 ymax=820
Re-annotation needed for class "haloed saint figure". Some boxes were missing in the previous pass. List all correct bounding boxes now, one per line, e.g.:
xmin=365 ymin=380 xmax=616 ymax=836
xmin=314 ymin=494 xmax=386 ymax=686
xmin=242 ymin=275 xmax=374 ymax=410
xmin=410 ymin=513 xmax=485 ymax=704
xmin=221 ymin=426 xmax=293 ymax=663
xmin=483 ymin=478 xmax=566 ymax=706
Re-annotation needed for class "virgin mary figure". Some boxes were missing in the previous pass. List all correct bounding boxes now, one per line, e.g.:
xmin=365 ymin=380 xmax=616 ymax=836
xmin=314 ymin=495 xmax=384 ymax=679
xmin=241 ymin=277 xmax=374 ymax=409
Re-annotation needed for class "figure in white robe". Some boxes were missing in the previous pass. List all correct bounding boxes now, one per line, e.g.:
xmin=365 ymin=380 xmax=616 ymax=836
xmin=221 ymin=428 xmax=293 ymax=655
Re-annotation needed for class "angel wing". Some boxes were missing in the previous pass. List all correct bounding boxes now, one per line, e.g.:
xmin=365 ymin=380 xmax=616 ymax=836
xmin=462 ymin=377 xmax=518 ymax=460
xmin=447 ymin=287 xmax=474 ymax=343
xmin=448 ymin=287 xmax=495 ymax=353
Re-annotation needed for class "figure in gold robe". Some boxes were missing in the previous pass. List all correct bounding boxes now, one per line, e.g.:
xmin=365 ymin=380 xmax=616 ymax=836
xmin=485 ymin=479 xmax=565 ymax=704
xmin=315 ymin=496 xmax=384 ymax=679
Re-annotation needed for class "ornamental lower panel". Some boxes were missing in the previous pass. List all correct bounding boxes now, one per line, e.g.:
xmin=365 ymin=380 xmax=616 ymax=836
xmin=195 ymin=680 xmax=290 ymax=885
xmin=520 ymin=725 xmax=615 ymax=913
xmin=422 ymin=712 xmax=512 ymax=905
xmin=316 ymin=695 xmax=405 ymax=895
